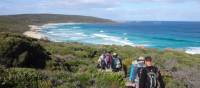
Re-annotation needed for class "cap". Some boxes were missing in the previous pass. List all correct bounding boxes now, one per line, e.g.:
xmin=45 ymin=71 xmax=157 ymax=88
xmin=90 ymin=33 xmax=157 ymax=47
xmin=113 ymin=53 xmax=117 ymax=56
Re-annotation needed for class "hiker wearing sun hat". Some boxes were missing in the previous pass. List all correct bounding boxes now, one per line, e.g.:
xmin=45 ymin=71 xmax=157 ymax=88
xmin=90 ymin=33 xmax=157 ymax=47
xmin=135 ymin=57 xmax=145 ymax=88
xmin=112 ymin=53 xmax=122 ymax=72
xmin=129 ymin=56 xmax=145 ymax=88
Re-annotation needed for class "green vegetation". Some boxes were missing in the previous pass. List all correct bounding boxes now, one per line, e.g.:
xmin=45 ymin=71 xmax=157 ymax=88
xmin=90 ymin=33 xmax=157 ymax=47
xmin=0 ymin=14 xmax=199 ymax=87
xmin=0 ymin=33 xmax=199 ymax=88
xmin=0 ymin=67 xmax=51 ymax=88
xmin=0 ymin=33 xmax=50 ymax=68
xmin=0 ymin=14 xmax=114 ymax=33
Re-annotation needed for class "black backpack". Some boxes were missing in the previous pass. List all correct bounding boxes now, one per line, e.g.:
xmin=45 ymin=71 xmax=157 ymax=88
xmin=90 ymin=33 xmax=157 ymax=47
xmin=137 ymin=67 xmax=144 ymax=78
xmin=145 ymin=67 xmax=159 ymax=88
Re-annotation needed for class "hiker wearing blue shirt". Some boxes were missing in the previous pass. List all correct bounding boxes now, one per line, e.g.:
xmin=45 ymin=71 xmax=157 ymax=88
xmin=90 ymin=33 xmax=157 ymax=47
xmin=129 ymin=57 xmax=145 ymax=88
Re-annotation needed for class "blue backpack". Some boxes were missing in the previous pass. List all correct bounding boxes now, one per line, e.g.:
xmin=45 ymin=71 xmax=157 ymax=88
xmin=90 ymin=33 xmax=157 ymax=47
xmin=129 ymin=64 xmax=136 ymax=81
xmin=129 ymin=63 xmax=144 ymax=82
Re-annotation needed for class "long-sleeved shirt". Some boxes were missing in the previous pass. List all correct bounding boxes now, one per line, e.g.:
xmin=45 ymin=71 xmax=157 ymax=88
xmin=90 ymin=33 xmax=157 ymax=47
xmin=139 ymin=66 xmax=165 ymax=88
xmin=129 ymin=61 xmax=145 ymax=82
xmin=129 ymin=64 xmax=136 ymax=81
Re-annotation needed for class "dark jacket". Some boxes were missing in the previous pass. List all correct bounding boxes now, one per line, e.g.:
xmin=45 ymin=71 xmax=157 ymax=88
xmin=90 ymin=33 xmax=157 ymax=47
xmin=139 ymin=66 xmax=165 ymax=88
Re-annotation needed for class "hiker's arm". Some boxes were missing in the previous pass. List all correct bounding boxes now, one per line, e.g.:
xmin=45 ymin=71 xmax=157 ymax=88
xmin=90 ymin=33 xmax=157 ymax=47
xmin=158 ymin=70 xmax=165 ymax=88
xmin=139 ymin=69 xmax=145 ymax=88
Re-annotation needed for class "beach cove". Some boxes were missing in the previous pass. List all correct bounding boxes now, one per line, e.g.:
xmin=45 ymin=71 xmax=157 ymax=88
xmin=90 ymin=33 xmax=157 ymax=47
xmin=23 ymin=22 xmax=200 ymax=54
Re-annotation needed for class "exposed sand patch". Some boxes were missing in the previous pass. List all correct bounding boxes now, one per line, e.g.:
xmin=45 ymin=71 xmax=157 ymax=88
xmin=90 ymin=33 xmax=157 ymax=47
xmin=23 ymin=25 xmax=47 ymax=40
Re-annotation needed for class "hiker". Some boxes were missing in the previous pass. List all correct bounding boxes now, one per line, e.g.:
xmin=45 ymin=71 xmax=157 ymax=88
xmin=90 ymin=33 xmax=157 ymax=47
xmin=139 ymin=56 xmax=165 ymax=88
xmin=105 ymin=51 xmax=113 ymax=69
xmin=112 ymin=53 xmax=122 ymax=72
xmin=129 ymin=56 xmax=145 ymax=88
xmin=97 ymin=52 xmax=106 ymax=69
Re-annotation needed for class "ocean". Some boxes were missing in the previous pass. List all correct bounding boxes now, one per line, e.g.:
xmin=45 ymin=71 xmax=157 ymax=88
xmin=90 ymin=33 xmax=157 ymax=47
xmin=39 ymin=21 xmax=200 ymax=54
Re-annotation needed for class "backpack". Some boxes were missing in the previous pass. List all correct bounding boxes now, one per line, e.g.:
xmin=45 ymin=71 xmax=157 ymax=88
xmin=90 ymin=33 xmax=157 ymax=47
xmin=130 ymin=62 xmax=144 ymax=82
xmin=129 ymin=64 xmax=136 ymax=81
xmin=115 ymin=58 xmax=121 ymax=68
xmin=145 ymin=67 xmax=159 ymax=88
xmin=136 ymin=67 xmax=144 ymax=78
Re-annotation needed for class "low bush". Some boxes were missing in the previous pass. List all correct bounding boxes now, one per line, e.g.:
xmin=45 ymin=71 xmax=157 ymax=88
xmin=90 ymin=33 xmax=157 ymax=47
xmin=95 ymin=72 xmax=125 ymax=88
xmin=0 ymin=68 xmax=51 ymax=88
xmin=0 ymin=33 xmax=200 ymax=88
xmin=0 ymin=33 xmax=50 ymax=68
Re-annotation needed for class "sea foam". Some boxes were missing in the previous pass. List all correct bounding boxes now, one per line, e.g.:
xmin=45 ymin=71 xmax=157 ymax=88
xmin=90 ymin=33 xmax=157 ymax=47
xmin=39 ymin=22 xmax=200 ymax=52
xmin=185 ymin=47 xmax=200 ymax=54
xmin=92 ymin=33 xmax=135 ymax=46
xmin=100 ymin=30 xmax=104 ymax=33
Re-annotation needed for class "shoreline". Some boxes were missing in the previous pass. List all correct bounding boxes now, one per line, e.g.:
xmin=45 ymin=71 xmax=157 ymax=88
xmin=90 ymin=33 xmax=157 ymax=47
xmin=23 ymin=23 xmax=199 ymax=55
xmin=22 ymin=22 xmax=107 ymax=40
xmin=23 ymin=25 xmax=48 ymax=40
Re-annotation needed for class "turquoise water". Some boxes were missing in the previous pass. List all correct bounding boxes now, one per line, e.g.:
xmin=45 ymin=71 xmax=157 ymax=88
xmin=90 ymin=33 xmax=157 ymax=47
xmin=40 ymin=22 xmax=200 ymax=54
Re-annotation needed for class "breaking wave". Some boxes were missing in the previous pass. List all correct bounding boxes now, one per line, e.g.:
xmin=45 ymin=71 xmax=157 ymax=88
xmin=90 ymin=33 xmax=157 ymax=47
xmin=39 ymin=22 xmax=200 ymax=53
xmin=185 ymin=47 xmax=200 ymax=54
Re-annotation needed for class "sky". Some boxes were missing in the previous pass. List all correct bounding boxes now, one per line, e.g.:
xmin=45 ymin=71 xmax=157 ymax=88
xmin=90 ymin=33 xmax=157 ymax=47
xmin=0 ymin=0 xmax=200 ymax=21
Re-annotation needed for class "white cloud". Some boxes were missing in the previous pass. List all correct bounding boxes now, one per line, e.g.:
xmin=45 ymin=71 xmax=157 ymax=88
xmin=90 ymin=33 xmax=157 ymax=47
xmin=105 ymin=7 xmax=116 ymax=11
xmin=37 ymin=0 xmax=118 ymax=8
xmin=127 ymin=0 xmax=200 ymax=3
xmin=1 ymin=0 xmax=200 ymax=21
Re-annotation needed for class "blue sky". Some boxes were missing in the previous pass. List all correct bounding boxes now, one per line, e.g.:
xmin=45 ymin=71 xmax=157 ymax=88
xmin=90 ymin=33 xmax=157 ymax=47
xmin=0 ymin=0 xmax=200 ymax=21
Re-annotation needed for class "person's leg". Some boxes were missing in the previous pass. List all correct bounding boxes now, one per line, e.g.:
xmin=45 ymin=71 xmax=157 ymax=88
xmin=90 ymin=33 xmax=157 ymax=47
xmin=135 ymin=83 xmax=139 ymax=88
xmin=101 ymin=65 xmax=105 ymax=70
xmin=102 ymin=61 xmax=106 ymax=70
xmin=114 ymin=68 xmax=118 ymax=72
xmin=117 ymin=68 xmax=120 ymax=72
xmin=107 ymin=63 xmax=110 ymax=69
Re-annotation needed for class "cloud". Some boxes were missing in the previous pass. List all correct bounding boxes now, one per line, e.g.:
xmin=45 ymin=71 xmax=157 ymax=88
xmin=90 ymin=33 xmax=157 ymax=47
xmin=105 ymin=7 xmax=116 ymax=11
xmin=0 ymin=0 xmax=200 ymax=21
xmin=126 ymin=0 xmax=200 ymax=3
xmin=36 ymin=0 xmax=200 ymax=9
xmin=37 ymin=0 xmax=119 ymax=9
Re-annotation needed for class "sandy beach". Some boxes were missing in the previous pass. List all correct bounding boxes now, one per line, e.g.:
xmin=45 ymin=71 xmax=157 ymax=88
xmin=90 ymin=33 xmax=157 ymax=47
xmin=23 ymin=25 xmax=47 ymax=40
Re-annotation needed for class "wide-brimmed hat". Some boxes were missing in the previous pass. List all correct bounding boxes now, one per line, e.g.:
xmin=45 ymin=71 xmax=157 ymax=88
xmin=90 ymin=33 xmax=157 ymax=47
xmin=137 ymin=56 xmax=144 ymax=61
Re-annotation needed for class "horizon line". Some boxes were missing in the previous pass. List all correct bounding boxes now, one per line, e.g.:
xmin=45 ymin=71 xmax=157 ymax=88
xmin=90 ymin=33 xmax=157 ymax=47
xmin=1 ymin=13 xmax=200 ymax=22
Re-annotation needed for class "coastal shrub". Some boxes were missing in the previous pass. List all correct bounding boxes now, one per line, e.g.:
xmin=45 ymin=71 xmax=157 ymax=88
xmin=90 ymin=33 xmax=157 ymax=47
xmin=44 ymin=70 xmax=72 ymax=87
xmin=42 ymin=70 xmax=92 ymax=88
xmin=1 ymin=37 xmax=197 ymax=88
xmin=164 ymin=77 xmax=186 ymax=88
xmin=42 ymin=42 xmax=98 ymax=59
xmin=0 ymin=68 xmax=51 ymax=88
xmin=95 ymin=72 xmax=125 ymax=88
xmin=0 ymin=33 xmax=50 ymax=68
xmin=46 ymin=56 xmax=88 ymax=72
xmin=74 ymin=73 xmax=91 ymax=87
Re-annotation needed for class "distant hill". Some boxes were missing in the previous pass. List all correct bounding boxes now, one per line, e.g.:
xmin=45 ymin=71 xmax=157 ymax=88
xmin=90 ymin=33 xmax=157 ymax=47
xmin=0 ymin=14 xmax=114 ymax=33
